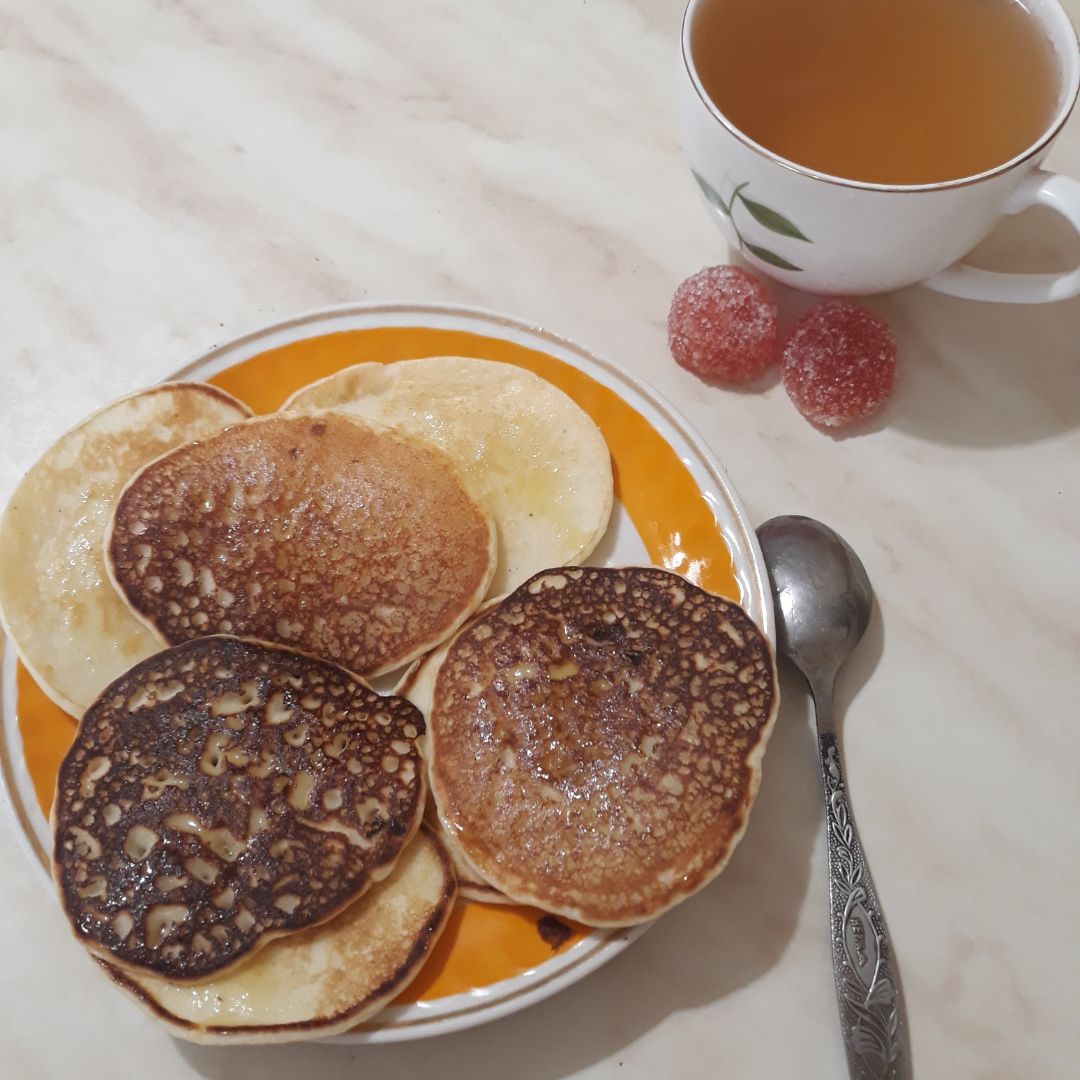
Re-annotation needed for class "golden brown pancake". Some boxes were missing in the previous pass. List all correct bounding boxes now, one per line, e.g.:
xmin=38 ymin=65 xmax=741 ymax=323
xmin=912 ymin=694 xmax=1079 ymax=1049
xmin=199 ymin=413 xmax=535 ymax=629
xmin=280 ymin=357 xmax=614 ymax=596
xmin=52 ymin=636 xmax=425 ymax=981
xmin=397 ymin=609 xmax=515 ymax=906
xmin=103 ymin=825 xmax=456 ymax=1044
xmin=0 ymin=383 xmax=251 ymax=715
xmin=106 ymin=413 xmax=496 ymax=677
xmin=423 ymin=566 xmax=778 ymax=926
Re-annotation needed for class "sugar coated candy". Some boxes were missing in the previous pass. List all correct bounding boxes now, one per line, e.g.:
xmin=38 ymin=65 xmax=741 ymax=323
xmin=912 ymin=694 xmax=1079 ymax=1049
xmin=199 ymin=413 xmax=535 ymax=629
xmin=668 ymin=266 xmax=779 ymax=382
xmin=781 ymin=301 xmax=897 ymax=428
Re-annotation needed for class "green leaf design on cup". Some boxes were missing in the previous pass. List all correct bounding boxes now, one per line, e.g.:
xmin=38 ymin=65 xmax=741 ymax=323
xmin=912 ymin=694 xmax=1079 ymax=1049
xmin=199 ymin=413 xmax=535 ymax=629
xmin=692 ymin=171 xmax=730 ymax=217
xmin=690 ymin=172 xmax=811 ymax=271
xmin=743 ymin=242 xmax=805 ymax=272
xmin=738 ymin=197 xmax=812 ymax=242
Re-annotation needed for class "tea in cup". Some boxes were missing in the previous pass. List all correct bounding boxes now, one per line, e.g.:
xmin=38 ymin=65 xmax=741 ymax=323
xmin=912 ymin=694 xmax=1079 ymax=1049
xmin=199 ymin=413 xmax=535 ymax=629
xmin=679 ymin=0 xmax=1080 ymax=301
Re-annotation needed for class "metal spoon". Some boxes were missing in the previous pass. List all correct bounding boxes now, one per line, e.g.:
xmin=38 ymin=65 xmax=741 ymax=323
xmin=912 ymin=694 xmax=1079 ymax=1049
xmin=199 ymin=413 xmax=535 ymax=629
xmin=757 ymin=515 xmax=906 ymax=1080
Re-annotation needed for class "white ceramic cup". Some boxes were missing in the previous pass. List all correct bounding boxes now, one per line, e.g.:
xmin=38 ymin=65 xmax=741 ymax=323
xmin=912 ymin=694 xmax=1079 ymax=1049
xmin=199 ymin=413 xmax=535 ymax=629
xmin=679 ymin=0 xmax=1080 ymax=302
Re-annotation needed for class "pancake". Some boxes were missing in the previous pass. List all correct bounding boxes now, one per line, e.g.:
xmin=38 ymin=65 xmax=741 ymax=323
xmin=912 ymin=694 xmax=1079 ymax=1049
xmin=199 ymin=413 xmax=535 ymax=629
xmin=421 ymin=797 xmax=509 ymax=905
xmin=280 ymin=357 xmax=613 ymax=596
xmin=106 ymin=413 xmax=496 ymax=677
xmin=458 ymin=874 xmax=510 ymax=905
xmin=0 ymin=383 xmax=251 ymax=716
xmin=52 ymin=636 xmax=425 ymax=981
xmin=104 ymin=825 xmax=456 ymax=1044
xmin=397 ymin=609 xmax=515 ymax=906
xmin=423 ymin=566 xmax=778 ymax=926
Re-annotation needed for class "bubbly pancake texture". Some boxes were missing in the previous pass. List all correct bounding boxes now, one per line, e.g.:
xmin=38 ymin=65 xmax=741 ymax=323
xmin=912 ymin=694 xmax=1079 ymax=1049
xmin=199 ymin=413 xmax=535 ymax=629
xmin=105 ymin=826 xmax=456 ymax=1044
xmin=425 ymin=567 xmax=778 ymax=925
xmin=0 ymin=383 xmax=251 ymax=715
xmin=107 ymin=414 xmax=496 ymax=677
xmin=280 ymin=357 xmax=613 ymax=596
xmin=52 ymin=637 xmax=425 ymax=981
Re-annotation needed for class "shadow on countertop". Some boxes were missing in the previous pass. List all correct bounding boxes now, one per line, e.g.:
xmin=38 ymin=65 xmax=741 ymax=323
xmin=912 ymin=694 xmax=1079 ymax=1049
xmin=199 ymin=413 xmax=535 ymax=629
xmin=860 ymin=207 xmax=1080 ymax=450
xmin=174 ymin=617 xmax=889 ymax=1080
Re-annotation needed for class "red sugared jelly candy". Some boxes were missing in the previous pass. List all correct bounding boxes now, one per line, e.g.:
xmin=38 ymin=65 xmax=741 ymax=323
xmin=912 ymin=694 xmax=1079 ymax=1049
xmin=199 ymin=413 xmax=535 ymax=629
xmin=781 ymin=301 xmax=897 ymax=428
xmin=668 ymin=266 xmax=779 ymax=382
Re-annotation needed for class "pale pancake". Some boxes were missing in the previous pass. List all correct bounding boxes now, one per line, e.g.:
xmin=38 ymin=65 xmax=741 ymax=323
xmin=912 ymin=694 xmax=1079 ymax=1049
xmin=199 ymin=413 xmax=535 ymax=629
xmin=280 ymin=357 xmax=613 ymax=596
xmin=0 ymin=383 xmax=250 ymax=716
xmin=52 ymin=636 xmax=425 ymax=981
xmin=104 ymin=826 xmax=456 ymax=1044
xmin=107 ymin=413 xmax=496 ymax=677
xmin=458 ymin=873 xmax=509 ymax=905
xmin=424 ymin=566 xmax=778 ymax=926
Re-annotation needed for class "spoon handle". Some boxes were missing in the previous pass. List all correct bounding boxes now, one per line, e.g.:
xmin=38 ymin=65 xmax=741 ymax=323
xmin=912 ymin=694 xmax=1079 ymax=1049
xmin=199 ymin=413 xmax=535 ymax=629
xmin=818 ymin=731 xmax=906 ymax=1080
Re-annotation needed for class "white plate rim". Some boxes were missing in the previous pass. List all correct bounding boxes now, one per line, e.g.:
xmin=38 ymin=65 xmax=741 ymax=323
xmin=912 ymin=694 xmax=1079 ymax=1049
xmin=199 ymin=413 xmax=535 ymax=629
xmin=0 ymin=300 xmax=773 ymax=1044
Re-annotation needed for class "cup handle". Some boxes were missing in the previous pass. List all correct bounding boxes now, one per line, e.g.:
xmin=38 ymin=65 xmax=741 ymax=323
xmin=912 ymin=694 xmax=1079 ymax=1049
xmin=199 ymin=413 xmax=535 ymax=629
xmin=923 ymin=170 xmax=1080 ymax=303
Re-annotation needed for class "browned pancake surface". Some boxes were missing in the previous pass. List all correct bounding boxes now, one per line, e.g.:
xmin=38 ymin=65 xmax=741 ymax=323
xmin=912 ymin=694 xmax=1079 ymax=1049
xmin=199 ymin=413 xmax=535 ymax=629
xmin=53 ymin=636 xmax=425 ymax=981
xmin=107 ymin=414 xmax=496 ymax=676
xmin=427 ymin=567 xmax=777 ymax=925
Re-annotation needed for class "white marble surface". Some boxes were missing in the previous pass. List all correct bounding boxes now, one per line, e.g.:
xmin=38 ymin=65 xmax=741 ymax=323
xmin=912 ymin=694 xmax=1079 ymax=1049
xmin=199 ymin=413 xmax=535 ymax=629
xmin=2 ymin=1 xmax=1079 ymax=1077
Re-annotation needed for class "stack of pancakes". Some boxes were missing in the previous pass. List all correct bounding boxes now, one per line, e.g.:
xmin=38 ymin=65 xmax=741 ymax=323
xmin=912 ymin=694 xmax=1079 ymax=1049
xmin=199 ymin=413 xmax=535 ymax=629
xmin=0 ymin=358 xmax=778 ymax=1043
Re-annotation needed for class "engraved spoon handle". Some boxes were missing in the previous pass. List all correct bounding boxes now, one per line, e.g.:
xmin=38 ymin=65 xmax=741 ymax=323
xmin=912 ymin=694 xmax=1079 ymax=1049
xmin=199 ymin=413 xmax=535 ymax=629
xmin=818 ymin=729 xmax=906 ymax=1080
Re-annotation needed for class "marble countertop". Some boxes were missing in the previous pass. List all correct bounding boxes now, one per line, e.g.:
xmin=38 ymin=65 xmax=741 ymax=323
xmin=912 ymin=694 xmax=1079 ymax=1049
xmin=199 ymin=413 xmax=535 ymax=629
xmin=3 ymin=1 xmax=1079 ymax=1077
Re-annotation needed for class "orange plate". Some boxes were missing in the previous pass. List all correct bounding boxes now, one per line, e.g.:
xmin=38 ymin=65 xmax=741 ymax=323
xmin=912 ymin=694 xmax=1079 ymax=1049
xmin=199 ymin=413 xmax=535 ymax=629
xmin=11 ymin=321 xmax=741 ymax=1011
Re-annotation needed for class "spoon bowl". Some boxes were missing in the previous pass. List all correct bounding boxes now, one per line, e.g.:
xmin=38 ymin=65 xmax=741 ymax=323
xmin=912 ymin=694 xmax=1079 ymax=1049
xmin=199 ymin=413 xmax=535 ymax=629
xmin=757 ymin=515 xmax=873 ymax=696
